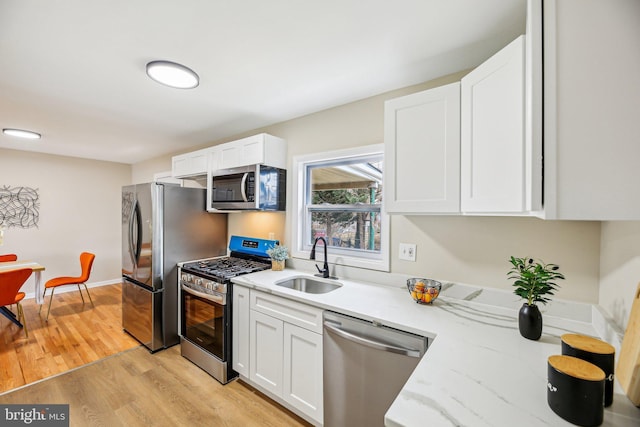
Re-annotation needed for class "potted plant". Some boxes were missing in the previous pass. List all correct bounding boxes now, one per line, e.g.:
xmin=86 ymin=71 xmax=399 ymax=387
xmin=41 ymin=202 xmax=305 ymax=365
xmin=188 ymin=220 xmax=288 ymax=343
xmin=507 ymin=256 xmax=565 ymax=340
xmin=267 ymin=244 xmax=289 ymax=271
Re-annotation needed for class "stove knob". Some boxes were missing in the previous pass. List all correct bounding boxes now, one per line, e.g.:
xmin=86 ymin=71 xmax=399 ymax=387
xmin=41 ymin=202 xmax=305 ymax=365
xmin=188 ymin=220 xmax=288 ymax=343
xmin=195 ymin=278 xmax=203 ymax=286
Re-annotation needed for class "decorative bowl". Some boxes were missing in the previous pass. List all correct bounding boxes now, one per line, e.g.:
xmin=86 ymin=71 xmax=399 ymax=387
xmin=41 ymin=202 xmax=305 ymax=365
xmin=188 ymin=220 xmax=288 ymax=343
xmin=407 ymin=278 xmax=442 ymax=304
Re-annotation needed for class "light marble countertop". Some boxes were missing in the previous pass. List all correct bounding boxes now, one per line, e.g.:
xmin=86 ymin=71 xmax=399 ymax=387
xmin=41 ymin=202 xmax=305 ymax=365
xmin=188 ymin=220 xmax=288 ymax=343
xmin=231 ymin=269 xmax=640 ymax=427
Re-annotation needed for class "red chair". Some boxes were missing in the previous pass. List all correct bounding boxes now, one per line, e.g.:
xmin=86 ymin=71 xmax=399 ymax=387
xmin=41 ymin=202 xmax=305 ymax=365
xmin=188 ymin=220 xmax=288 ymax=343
xmin=0 ymin=268 xmax=32 ymax=337
xmin=0 ymin=254 xmax=18 ymax=262
xmin=41 ymin=252 xmax=95 ymax=321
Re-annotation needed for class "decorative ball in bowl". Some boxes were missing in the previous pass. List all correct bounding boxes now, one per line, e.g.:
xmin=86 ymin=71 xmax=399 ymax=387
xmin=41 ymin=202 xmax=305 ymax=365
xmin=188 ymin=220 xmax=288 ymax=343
xmin=407 ymin=278 xmax=442 ymax=304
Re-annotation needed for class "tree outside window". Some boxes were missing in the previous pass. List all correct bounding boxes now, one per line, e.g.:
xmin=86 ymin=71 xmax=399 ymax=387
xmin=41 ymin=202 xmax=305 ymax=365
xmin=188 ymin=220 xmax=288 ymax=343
xmin=306 ymin=157 xmax=383 ymax=254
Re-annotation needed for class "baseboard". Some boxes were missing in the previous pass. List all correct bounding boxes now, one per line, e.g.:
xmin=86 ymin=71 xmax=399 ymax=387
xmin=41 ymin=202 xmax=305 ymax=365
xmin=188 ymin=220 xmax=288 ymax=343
xmin=24 ymin=278 xmax=121 ymax=300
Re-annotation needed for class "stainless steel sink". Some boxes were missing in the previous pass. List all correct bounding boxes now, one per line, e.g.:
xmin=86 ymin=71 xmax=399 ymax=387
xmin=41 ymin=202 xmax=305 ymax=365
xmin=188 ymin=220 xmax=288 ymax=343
xmin=275 ymin=276 xmax=342 ymax=294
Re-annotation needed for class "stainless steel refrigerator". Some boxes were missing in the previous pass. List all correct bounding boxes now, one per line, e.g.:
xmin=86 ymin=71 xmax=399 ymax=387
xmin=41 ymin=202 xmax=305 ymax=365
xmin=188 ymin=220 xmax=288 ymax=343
xmin=122 ymin=183 xmax=227 ymax=352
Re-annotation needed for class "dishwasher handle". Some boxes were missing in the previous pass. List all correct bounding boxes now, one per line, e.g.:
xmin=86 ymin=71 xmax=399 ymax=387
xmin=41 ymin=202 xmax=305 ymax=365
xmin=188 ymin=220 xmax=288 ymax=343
xmin=323 ymin=320 xmax=422 ymax=358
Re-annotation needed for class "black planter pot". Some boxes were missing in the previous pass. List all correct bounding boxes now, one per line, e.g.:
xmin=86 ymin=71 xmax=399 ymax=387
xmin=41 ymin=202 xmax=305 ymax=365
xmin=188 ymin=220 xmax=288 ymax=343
xmin=519 ymin=303 xmax=543 ymax=340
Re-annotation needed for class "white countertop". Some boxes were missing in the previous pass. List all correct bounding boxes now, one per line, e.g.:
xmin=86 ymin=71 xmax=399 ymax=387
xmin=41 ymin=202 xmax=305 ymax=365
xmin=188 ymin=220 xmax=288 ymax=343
xmin=231 ymin=269 xmax=640 ymax=427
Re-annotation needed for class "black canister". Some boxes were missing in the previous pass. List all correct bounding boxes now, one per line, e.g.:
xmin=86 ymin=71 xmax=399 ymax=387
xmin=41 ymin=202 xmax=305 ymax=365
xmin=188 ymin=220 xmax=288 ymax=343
xmin=561 ymin=333 xmax=616 ymax=407
xmin=547 ymin=355 xmax=605 ymax=427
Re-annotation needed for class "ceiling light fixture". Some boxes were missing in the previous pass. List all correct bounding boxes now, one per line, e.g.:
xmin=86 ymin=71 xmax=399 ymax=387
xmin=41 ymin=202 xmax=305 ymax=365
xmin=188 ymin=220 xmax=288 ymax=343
xmin=146 ymin=60 xmax=199 ymax=89
xmin=2 ymin=128 xmax=41 ymax=139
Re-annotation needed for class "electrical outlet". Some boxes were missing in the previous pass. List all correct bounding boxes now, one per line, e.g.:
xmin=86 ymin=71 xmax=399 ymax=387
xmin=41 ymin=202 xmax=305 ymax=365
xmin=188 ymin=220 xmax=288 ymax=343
xmin=399 ymin=243 xmax=416 ymax=262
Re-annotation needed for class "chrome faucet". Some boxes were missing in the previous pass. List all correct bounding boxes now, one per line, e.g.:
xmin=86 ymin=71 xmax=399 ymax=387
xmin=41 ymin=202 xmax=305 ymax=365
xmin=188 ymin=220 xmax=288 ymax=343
xmin=310 ymin=236 xmax=332 ymax=279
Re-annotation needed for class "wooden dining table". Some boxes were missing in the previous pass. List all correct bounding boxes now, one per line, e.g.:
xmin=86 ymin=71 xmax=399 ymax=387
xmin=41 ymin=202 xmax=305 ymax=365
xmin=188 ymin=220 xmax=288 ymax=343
xmin=0 ymin=260 xmax=46 ymax=304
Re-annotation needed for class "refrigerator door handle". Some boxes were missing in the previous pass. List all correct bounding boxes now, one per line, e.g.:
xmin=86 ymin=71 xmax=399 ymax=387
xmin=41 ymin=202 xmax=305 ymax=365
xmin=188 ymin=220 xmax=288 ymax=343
xmin=134 ymin=199 xmax=143 ymax=264
xmin=127 ymin=200 xmax=137 ymax=268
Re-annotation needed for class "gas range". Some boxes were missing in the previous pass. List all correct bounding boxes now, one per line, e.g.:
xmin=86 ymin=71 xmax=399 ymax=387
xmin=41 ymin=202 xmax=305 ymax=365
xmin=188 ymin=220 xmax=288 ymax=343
xmin=178 ymin=235 xmax=279 ymax=384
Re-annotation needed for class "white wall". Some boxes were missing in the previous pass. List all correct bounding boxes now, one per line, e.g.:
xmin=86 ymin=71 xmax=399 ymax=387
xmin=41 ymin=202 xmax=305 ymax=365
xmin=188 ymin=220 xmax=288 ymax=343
xmin=392 ymin=216 xmax=600 ymax=303
xmin=0 ymin=148 xmax=131 ymax=297
xmin=599 ymin=221 xmax=640 ymax=330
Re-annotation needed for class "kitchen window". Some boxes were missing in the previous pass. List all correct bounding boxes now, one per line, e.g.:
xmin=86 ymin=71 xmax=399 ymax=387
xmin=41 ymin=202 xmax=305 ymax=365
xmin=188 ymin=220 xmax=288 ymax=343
xmin=291 ymin=144 xmax=389 ymax=271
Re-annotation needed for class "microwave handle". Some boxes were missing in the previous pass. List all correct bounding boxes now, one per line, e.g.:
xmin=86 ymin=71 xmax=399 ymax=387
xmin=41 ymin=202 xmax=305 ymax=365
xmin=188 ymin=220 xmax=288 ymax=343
xmin=240 ymin=172 xmax=249 ymax=202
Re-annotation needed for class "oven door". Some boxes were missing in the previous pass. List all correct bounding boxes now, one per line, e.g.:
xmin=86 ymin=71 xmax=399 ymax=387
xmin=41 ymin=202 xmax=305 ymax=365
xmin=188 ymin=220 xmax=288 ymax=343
xmin=181 ymin=285 xmax=228 ymax=361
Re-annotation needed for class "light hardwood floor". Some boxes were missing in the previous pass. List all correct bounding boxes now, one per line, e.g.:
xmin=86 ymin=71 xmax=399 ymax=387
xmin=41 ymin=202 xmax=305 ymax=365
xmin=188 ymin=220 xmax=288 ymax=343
xmin=0 ymin=346 xmax=310 ymax=427
xmin=0 ymin=282 xmax=139 ymax=393
xmin=0 ymin=283 xmax=311 ymax=426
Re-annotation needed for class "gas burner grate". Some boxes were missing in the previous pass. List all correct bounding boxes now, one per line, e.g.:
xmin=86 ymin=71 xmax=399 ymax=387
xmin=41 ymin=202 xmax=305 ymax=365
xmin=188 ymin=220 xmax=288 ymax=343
xmin=182 ymin=256 xmax=271 ymax=281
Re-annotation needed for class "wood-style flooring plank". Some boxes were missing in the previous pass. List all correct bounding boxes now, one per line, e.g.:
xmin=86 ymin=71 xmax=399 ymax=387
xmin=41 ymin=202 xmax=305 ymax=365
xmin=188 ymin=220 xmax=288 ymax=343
xmin=0 ymin=283 xmax=139 ymax=393
xmin=0 ymin=347 xmax=310 ymax=427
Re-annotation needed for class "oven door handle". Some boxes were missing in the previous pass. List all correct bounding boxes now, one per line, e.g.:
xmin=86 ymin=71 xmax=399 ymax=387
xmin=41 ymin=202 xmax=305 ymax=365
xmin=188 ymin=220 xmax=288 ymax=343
xmin=181 ymin=284 xmax=226 ymax=305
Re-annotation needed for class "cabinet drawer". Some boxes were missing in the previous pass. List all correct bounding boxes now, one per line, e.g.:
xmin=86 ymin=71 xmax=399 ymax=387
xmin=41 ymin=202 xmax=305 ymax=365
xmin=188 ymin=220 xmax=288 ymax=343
xmin=250 ymin=290 xmax=323 ymax=334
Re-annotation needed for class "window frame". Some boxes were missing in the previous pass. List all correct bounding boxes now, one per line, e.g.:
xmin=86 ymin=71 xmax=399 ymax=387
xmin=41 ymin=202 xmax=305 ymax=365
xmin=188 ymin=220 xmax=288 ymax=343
xmin=291 ymin=144 xmax=389 ymax=272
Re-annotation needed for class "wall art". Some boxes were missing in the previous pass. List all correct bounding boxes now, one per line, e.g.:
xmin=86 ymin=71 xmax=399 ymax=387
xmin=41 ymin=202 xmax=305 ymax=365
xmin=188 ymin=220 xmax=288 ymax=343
xmin=0 ymin=185 xmax=40 ymax=228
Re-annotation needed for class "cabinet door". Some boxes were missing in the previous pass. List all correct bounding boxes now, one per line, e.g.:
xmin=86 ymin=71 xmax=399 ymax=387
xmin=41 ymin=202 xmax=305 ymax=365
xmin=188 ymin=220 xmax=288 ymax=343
xmin=218 ymin=135 xmax=266 ymax=170
xmin=172 ymin=148 xmax=210 ymax=178
xmin=384 ymin=82 xmax=461 ymax=213
xmin=232 ymin=285 xmax=250 ymax=377
xmin=218 ymin=140 xmax=242 ymax=170
xmin=249 ymin=310 xmax=283 ymax=396
xmin=283 ymin=323 xmax=323 ymax=423
xmin=240 ymin=137 xmax=265 ymax=166
xmin=461 ymin=36 xmax=526 ymax=213
xmin=208 ymin=146 xmax=220 ymax=173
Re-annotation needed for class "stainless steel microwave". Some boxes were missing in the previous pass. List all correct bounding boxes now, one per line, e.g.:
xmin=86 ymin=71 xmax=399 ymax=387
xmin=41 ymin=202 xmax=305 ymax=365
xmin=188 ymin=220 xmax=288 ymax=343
xmin=207 ymin=164 xmax=286 ymax=211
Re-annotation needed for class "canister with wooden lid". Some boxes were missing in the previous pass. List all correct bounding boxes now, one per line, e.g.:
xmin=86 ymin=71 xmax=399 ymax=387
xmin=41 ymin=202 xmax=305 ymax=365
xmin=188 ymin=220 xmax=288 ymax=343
xmin=561 ymin=333 xmax=615 ymax=407
xmin=547 ymin=355 xmax=605 ymax=427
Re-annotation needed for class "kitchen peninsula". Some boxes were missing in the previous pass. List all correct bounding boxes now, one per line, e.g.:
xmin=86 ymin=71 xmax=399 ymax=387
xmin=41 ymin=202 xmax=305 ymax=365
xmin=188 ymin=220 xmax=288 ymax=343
xmin=232 ymin=269 xmax=640 ymax=427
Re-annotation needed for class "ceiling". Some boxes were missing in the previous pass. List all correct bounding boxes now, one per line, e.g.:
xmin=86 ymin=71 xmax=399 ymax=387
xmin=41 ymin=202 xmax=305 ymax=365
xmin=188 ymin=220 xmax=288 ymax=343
xmin=0 ymin=0 xmax=526 ymax=165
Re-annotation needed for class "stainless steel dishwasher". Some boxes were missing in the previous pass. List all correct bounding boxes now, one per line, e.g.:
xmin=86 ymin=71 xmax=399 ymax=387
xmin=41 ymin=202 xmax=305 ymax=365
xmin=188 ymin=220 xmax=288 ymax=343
xmin=323 ymin=311 xmax=428 ymax=427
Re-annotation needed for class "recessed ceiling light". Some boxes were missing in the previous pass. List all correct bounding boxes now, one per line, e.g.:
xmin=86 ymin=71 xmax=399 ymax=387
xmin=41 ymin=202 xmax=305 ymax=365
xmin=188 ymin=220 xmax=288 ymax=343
xmin=2 ymin=128 xmax=41 ymax=139
xmin=146 ymin=60 xmax=199 ymax=89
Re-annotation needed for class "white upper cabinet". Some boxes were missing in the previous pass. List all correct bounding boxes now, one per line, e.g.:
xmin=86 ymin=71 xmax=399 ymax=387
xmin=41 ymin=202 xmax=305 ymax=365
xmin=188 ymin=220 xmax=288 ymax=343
xmin=171 ymin=147 xmax=212 ymax=178
xmin=541 ymin=0 xmax=640 ymax=219
xmin=218 ymin=133 xmax=287 ymax=171
xmin=384 ymin=4 xmax=544 ymax=217
xmin=171 ymin=133 xmax=286 ymax=180
xmin=384 ymin=82 xmax=461 ymax=214
xmin=461 ymin=35 xmax=541 ymax=214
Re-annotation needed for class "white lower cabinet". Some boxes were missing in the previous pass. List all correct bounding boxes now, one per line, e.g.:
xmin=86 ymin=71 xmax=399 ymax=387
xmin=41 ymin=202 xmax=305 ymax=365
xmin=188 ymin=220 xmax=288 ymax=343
xmin=249 ymin=310 xmax=284 ymax=395
xmin=232 ymin=285 xmax=323 ymax=425
xmin=232 ymin=285 xmax=250 ymax=377
xmin=283 ymin=323 xmax=323 ymax=421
